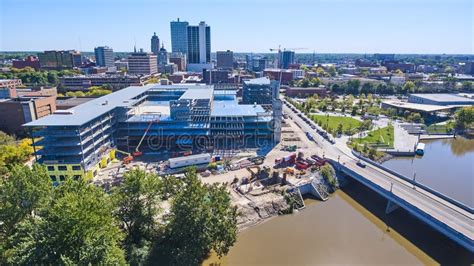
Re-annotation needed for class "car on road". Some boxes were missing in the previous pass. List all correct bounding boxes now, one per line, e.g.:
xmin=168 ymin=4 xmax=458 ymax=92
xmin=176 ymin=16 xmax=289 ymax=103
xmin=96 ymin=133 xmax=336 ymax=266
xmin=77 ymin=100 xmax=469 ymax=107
xmin=356 ymin=161 xmax=366 ymax=168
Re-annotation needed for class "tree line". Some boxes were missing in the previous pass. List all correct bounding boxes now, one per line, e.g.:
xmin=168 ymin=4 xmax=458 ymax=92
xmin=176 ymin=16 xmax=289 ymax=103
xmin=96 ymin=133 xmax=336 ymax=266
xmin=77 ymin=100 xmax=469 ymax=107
xmin=329 ymin=80 xmax=474 ymax=96
xmin=0 ymin=166 xmax=238 ymax=265
xmin=0 ymin=67 xmax=80 ymax=86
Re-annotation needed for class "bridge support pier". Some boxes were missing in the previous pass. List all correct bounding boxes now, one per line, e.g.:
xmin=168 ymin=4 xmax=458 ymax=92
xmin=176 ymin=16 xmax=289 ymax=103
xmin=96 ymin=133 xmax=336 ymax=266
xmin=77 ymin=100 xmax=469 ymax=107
xmin=385 ymin=200 xmax=399 ymax=214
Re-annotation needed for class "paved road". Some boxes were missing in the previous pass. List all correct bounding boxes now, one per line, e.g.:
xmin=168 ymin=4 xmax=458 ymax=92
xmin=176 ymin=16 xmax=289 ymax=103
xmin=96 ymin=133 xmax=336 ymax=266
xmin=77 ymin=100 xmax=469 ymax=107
xmin=282 ymin=101 xmax=474 ymax=245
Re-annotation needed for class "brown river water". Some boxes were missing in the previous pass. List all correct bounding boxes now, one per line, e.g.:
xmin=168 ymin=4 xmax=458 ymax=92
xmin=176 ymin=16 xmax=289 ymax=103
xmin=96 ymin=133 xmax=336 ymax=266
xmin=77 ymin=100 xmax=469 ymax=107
xmin=204 ymin=138 xmax=474 ymax=265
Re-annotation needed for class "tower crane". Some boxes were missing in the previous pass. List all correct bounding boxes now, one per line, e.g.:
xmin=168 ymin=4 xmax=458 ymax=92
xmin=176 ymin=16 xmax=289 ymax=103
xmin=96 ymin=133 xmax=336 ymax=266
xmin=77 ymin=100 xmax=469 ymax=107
xmin=269 ymin=46 xmax=308 ymax=68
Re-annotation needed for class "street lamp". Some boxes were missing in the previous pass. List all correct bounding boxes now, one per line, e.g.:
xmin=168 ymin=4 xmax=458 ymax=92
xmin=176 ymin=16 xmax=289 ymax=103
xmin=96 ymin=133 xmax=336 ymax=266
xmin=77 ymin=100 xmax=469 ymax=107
xmin=413 ymin=172 xmax=416 ymax=189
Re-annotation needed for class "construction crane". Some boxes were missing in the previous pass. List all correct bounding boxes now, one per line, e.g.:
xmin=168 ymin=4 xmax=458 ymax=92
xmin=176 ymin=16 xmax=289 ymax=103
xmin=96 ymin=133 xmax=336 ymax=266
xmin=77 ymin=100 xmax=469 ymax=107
xmin=132 ymin=115 xmax=160 ymax=157
xmin=269 ymin=46 xmax=307 ymax=69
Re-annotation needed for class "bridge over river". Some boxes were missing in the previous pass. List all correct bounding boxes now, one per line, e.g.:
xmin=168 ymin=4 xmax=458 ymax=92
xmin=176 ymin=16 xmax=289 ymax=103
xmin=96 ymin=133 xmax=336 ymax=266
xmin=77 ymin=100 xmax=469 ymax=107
xmin=283 ymin=101 xmax=474 ymax=252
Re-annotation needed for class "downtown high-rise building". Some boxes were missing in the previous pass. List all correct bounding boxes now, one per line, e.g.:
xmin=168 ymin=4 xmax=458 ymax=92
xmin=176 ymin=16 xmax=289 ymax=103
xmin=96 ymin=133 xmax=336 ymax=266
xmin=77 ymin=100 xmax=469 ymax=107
xmin=94 ymin=46 xmax=114 ymax=67
xmin=170 ymin=18 xmax=189 ymax=55
xmin=280 ymin=50 xmax=295 ymax=69
xmin=187 ymin=21 xmax=211 ymax=64
xmin=151 ymin=32 xmax=160 ymax=55
xmin=170 ymin=19 xmax=211 ymax=71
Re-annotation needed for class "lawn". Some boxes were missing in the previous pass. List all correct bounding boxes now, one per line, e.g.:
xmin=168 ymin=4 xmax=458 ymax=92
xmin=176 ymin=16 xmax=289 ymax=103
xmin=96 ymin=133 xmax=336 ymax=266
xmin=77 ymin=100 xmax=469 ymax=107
xmin=310 ymin=114 xmax=362 ymax=134
xmin=353 ymin=125 xmax=394 ymax=148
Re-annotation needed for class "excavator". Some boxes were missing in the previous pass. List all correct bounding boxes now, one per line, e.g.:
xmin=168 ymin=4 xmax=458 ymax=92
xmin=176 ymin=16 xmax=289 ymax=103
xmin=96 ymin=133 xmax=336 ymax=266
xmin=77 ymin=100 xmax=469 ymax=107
xmin=132 ymin=116 xmax=160 ymax=157
xmin=246 ymin=166 xmax=261 ymax=182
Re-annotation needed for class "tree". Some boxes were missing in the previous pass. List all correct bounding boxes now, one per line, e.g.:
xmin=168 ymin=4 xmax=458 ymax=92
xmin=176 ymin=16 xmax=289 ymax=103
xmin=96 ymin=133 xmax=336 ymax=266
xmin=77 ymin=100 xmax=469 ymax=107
xmin=328 ymin=65 xmax=337 ymax=77
xmin=345 ymin=80 xmax=360 ymax=95
xmin=0 ymin=137 xmax=33 ymax=176
xmin=0 ymin=131 xmax=15 ymax=146
xmin=454 ymin=107 xmax=474 ymax=130
xmin=320 ymin=164 xmax=337 ymax=190
xmin=0 ymin=164 xmax=52 ymax=246
xmin=351 ymin=106 xmax=358 ymax=116
xmin=360 ymin=82 xmax=375 ymax=95
xmin=7 ymin=178 xmax=126 ymax=265
xmin=112 ymin=169 xmax=162 ymax=263
xmin=402 ymin=81 xmax=416 ymax=94
xmin=461 ymin=81 xmax=473 ymax=92
xmin=157 ymin=168 xmax=237 ymax=264
xmin=337 ymin=123 xmax=343 ymax=135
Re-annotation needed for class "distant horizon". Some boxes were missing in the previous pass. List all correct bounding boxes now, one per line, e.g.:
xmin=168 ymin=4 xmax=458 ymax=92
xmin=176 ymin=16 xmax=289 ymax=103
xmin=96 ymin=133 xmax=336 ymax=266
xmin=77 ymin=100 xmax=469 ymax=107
xmin=1 ymin=50 xmax=473 ymax=56
xmin=1 ymin=0 xmax=473 ymax=54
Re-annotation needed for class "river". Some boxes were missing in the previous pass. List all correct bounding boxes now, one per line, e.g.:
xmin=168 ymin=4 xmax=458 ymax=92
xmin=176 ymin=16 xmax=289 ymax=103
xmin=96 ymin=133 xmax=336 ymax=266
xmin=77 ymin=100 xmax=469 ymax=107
xmin=204 ymin=137 xmax=474 ymax=265
xmin=382 ymin=136 xmax=474 ymax=208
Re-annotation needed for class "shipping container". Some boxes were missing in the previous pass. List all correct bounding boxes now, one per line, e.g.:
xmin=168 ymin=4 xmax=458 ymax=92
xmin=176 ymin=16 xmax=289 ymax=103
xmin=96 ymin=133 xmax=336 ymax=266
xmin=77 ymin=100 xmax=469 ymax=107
xmin=168 ymin=153 xmax=211 ymax=169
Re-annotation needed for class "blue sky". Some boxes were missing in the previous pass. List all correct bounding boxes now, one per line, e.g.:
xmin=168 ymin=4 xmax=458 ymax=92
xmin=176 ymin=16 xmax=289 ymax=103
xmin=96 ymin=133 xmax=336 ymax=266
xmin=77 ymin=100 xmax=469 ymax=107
xmin=1 ymin=0 xmax=472 ymax=54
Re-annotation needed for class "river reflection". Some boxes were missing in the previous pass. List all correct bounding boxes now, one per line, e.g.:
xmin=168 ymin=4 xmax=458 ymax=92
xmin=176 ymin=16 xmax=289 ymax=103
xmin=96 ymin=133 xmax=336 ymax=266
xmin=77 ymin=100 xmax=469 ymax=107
xmin=382 ymin=136 xmax=474 ymax=207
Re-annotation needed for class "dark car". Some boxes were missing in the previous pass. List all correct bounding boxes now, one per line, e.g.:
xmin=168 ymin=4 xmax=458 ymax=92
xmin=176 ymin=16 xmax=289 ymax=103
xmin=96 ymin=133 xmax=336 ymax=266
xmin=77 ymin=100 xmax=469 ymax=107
xmin=356 ymin=161 xmax=366 ymax=168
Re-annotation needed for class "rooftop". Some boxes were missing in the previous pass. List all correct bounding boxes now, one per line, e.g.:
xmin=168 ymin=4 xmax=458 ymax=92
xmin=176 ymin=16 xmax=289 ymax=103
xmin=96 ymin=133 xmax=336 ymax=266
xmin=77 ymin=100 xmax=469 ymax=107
xmin=410 ymin=93 xmax=474 ymax=103
xmin=383 ymin=100 xmax=453 ymax=112
xmin=179 ymin=86 xmax=214 ymax=100
xmin=211 ymin=100 xmax=266 ymax=117
xmin=24 ymin=85 xmax=153 ymax=127
xmin=244 ymin=77 xmax=271 ymax=86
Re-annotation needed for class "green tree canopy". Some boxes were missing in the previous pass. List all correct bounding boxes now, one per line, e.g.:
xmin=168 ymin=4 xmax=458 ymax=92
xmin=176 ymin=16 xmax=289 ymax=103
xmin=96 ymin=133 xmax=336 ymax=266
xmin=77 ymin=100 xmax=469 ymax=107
xmin=6 ymin=177 xmax=126 ymax=265
xmin=155 ymin=168 xmax=237 ymax=265
xmin=112 ymin=169 xmax=162 ymax=263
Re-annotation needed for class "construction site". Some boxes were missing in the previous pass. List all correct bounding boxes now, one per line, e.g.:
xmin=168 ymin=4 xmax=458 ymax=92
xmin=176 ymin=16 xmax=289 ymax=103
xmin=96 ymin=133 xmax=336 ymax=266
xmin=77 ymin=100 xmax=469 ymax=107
xmin=24 ymin=78 xmax=338 ymax=229
xmin=93 ymin=113 xmax=338 ymax=231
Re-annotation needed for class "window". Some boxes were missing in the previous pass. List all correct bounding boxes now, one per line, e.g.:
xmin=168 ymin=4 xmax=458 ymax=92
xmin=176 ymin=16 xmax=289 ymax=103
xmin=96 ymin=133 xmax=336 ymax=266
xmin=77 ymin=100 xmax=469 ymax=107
xmin=58 ymin=166 xmax=67 ymax=171
xmin=72 ymin=165 xmax=81 ymax=171
xmin=73 ymin=175 xmax=81 ymax=180
xmin=47 ymin=166 xmax=55 ymax=171
xmin=50 ymin=175 xmax=57 ymax=181
xmin=59 ymin=175 xmax=65 ymax=181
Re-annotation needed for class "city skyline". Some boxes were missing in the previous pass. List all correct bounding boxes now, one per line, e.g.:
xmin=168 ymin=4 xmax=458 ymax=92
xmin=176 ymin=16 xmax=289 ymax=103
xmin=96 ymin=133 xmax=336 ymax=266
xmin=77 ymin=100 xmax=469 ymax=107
xmin=1 ymin=0 xmax=472 ymax=54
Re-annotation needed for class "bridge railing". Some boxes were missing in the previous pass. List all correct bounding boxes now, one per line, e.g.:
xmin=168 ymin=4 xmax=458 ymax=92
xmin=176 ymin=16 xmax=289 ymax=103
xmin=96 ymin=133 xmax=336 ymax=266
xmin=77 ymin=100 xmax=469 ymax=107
xmin=333 ymin=161 xmax=474 ymax=252
xmin=350 ymin=150 xmax=474 ymax=214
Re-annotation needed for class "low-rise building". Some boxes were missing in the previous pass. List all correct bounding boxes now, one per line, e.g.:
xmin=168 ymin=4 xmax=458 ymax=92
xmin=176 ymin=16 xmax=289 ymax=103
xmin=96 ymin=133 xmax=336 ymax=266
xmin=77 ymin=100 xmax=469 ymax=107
xmin=38 ymin=50 xmax=82 ymax=70
xmin=285 ymin=86 xmax=328 ymax=98
xmin=0 ymin=79 xmax=22 ymax=98
xmin=127 ymin=51 xmax=158 ymax=75
xmin=0 ymin=95 xmax=56 ymax=135
xmin=263 ymin=69 xmax=293 ymax=85
xmin=408 ymin=93 xmax=474 ymax=106
xmin=59 ymin=74 xmax=151 ymax=91
xmin=12 ymin=56 xmax=41 ymax=70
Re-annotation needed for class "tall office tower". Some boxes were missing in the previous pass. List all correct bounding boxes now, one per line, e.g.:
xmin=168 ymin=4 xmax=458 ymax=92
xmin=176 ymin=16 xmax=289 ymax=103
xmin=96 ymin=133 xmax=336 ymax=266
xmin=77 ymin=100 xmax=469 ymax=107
xmin=151 ymin=32 xmax=160 ymax=55
xmin=280 ymin=50 xmax=295 ymax=69
xmin=187 ymin=21 xmax=211 ymax=64
xmin=127 ymin=51 xmax=158 ymax=75
xmin=170 ymin=18 xmax=189 ymax=55
xmin=94 ymin=46 xmax=114 ymax=67
xmin=216 ymin=50 xmax=233 ymax=69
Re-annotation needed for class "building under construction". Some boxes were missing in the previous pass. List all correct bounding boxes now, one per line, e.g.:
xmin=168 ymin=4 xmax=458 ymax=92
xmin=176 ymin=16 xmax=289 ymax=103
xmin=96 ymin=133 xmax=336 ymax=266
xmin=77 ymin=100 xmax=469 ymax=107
xmin=24 ymin=80 xmax=281 ymax=180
